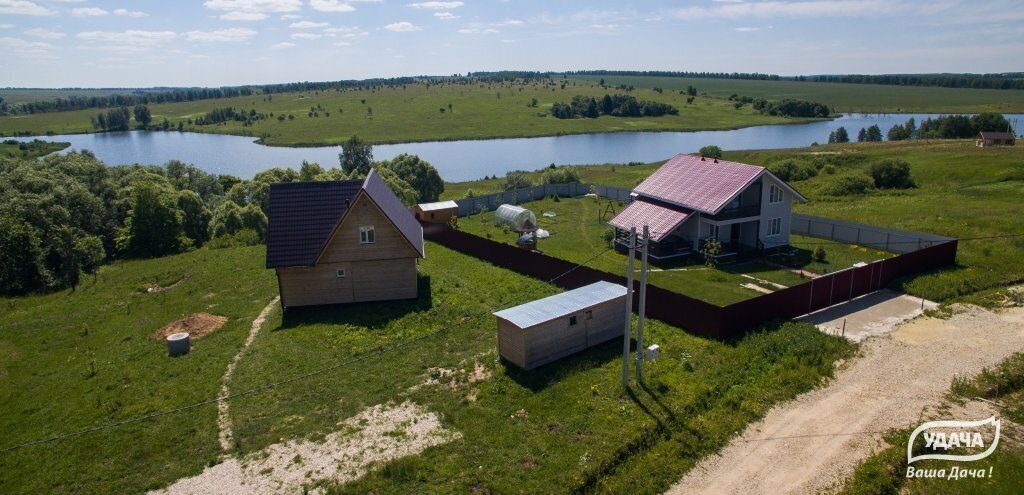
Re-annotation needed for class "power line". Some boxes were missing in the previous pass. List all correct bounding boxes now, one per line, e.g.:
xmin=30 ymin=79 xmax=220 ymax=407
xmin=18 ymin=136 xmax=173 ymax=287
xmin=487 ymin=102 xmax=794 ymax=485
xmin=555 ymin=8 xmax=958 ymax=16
xmin=0 ymin=246 xmax=612 ymax=455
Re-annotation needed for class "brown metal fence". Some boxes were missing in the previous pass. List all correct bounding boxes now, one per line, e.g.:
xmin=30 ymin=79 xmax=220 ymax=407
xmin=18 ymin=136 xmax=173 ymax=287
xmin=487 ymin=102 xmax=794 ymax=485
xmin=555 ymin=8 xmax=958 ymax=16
xmin=425 ymin=213 xmax=958 ymax=339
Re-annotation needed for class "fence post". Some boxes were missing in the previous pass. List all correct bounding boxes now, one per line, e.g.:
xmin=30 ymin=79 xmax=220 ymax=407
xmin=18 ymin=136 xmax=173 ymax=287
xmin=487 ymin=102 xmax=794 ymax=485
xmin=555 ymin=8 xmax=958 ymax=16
xmin=885 ymin=232 xmax=891 ymax=252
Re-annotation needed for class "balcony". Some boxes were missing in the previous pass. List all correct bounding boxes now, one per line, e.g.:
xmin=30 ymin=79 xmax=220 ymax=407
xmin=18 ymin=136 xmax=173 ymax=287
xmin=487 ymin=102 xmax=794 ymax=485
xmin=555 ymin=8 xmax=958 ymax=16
xmin=706 ymin=205 xmax=760 ymax=221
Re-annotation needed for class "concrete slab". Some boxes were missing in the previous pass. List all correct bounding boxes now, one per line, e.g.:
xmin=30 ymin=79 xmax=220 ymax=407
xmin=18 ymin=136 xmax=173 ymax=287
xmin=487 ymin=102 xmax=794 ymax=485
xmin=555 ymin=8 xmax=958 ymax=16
xmin=796 ymin=289 xmax=937 ymax=342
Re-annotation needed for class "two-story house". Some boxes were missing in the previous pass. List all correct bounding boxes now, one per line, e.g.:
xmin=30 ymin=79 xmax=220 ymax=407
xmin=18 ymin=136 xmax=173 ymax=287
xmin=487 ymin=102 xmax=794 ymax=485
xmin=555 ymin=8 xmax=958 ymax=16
xmin=609 ymin=153 xmax=806 ymax=260
xmin=265 ymin=169 xmax=424 ymax=309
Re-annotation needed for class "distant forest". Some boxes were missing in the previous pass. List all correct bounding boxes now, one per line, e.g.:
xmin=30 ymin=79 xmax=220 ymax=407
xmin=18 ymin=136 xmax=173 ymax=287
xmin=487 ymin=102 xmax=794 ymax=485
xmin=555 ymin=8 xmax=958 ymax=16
xmin=804 ymin=73 xmax=1024 ymax=90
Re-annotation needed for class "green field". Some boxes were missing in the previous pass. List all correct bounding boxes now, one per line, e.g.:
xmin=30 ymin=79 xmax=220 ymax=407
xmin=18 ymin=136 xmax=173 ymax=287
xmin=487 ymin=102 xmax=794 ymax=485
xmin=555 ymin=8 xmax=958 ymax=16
xmin=569 ymin=75 xmax=1024 ymax=113
xmin=0 ymin=81 xmax=815 ymax=146
xmin=0 ymin=140 xmax=69 ymax=159
xmin=444 ymin=140 xmax=1024 ymax=306
xmin=0 ymin=240 xmax=854 ymax=493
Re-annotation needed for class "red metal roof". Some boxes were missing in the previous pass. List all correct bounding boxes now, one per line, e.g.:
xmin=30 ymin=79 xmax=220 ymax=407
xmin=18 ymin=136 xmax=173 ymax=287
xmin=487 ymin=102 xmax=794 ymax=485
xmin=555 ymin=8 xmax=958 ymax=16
xmin=633 ymin=153 xmax=765 ymax=214
xmin=608 ymin=199 xmax=691 ymax=242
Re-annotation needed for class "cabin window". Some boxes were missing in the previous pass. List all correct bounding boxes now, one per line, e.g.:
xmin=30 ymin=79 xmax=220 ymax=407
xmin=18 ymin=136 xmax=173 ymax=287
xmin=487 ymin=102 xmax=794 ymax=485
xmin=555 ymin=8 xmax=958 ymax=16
xmin=767 ymin=218 xmax=782 ymax=237
xmin=359 ymin=226 xmax=375 ymax=244
xmin=569 ymin=315 xmax=578 ymax=326
xmin=708 ymin=224 xmax=720 ymax=239
xmin=585 ymin=310 xmax=593 ymax=320
xmin=769 ymin=184 xmax=783 ymax=204
xmin=335 ymin=268 xmax=346 ymax=278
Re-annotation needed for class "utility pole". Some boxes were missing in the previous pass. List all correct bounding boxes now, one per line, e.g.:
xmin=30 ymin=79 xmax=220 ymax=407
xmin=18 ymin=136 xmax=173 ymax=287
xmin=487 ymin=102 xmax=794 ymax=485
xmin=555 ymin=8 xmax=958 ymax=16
xmin=621 ymin=227 xmax=635 ymax=389
xmin=636 ymin=225 xmax=649 ymax=382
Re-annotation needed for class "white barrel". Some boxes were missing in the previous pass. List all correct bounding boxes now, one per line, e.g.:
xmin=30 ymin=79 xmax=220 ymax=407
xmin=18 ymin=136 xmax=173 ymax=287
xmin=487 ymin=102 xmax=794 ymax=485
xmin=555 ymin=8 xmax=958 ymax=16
xmin=167 ymin=332 xmax=190 ymax=357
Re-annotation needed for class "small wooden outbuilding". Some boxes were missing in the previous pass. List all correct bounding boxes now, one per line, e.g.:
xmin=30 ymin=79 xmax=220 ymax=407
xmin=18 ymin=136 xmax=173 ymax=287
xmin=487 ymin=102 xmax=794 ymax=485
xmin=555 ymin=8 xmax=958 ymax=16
xmin=494 ymin=281 xmax=627 ymax=370
xmin=414 ymin=200 xmax=459 ymax=224
xmin=976 ymin=132 xmax=1016 ymax=147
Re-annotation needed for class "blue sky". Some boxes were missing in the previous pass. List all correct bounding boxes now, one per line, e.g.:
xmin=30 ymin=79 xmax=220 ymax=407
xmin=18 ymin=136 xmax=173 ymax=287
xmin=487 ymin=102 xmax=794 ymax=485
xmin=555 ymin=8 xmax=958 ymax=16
xmin=1 ymin=0 xmax=1022 ymax=88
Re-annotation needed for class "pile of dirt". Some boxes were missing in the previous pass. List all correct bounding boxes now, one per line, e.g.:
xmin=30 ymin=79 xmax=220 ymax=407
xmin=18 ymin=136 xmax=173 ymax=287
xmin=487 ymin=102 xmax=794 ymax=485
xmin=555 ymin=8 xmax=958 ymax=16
xmin=151 ymin=313 xmax=228 ymax=340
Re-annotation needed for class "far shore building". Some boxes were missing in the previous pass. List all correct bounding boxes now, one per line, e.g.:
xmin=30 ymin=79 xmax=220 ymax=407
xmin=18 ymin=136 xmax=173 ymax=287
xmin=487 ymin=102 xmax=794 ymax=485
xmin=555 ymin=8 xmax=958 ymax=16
xmin=609 ymin=153 xmax=806 ymax=260
xmin=265 ymin=169 xmax=424 ymax=309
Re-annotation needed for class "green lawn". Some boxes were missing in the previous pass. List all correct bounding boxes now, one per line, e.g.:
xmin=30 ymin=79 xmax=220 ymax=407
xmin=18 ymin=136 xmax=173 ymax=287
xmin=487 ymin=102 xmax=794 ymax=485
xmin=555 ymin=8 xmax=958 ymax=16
xmin=0 ymin=140 xmax=69 ymax=159
xmin=0 ymin=81 xmax=815 ymax=146
xmin=454 ymin=196 xmax=818 ymax=306
xmin=0 ymin=241 xmax=855 ymax=494
xmin=568 ymin=75 xmax=1024 ymax=113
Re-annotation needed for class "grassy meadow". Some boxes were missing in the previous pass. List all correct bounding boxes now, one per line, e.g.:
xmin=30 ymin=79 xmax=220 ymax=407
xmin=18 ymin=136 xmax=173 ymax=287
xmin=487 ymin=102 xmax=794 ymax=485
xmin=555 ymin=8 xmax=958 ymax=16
xmin=569 ymin=75 xmax=1024 ymax=113
xmin=0 ymin=80 xmax=812 ymax=146
xmin=0 ymin=140 xmax=69 ymax=159
xmin=0 ymin=240 xmax=855 ymax=494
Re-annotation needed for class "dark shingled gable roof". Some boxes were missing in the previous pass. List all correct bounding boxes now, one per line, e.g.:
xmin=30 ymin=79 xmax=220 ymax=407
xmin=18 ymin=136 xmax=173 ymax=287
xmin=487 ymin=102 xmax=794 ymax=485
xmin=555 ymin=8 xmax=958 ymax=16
xmin=265 ymin=179 xmax=363 ymax=268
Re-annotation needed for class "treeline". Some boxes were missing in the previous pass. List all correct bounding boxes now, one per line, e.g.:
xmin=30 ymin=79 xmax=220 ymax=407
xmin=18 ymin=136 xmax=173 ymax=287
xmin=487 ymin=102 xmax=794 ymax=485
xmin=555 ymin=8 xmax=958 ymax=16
xmin=806 ymin=73 xmax=1024 ymax=90
xmin=566 ymin=70 xmax=781 ymax=81
xmin=824 ymin=113 xmax=1013 ymax=144
xmin=0 ymin=138 xmax=442 ymax=296
xmin=9 ymin=87 xmax=255 ymax=115
xmin=194 ymin=107 xmax=268 ymax=126
xmin=729 ymin=94 xmax=831 ymax=118
xmin=550 ymin=94 xmax=678 ymax=119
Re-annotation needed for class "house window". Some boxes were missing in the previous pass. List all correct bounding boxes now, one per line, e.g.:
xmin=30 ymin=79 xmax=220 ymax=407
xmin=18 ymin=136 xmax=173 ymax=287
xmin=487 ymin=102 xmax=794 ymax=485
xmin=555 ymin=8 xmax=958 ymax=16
xmin=769 ymin=184 xmax=783 ymax=204
xmin=359 ymin=226 xmax=375 ymax=244
xmin=767 ymin=218 xmax=782 ymax=237
xmin=335 ymin=268 xmax=346 ymax=278
xmin=585 ymin=310 xmax=593 ymax=320
xmin=708 ymin=224 xmax=720 ymax=239
xmin=569 ymin=315 xmax=578 ymax=326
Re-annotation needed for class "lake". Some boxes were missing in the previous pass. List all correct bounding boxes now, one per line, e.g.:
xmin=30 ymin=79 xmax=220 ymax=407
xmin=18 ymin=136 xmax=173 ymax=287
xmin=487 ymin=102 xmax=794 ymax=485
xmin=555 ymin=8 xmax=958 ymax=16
xmin=18 ymin=113 xmax=1022 ymax=182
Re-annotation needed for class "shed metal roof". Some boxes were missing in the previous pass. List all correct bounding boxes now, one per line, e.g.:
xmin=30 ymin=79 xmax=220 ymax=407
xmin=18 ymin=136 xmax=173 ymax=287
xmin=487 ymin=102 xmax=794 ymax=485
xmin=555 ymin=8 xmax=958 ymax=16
xmin=979 ymin=131 xmax=1015 ymax=140
xmin=493 ymin=281 xmax=627 ymax=329
xmin=416 ymin=200 xmax=459 ymax=212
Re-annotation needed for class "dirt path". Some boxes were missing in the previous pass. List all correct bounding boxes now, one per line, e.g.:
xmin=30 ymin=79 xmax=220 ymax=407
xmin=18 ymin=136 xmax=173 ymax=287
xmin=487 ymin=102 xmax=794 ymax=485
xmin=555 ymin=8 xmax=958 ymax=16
xmin=667 ymin=304 xmax=1024 ymax=495
xmin=217 ymin=296 xmax=279 ymax=452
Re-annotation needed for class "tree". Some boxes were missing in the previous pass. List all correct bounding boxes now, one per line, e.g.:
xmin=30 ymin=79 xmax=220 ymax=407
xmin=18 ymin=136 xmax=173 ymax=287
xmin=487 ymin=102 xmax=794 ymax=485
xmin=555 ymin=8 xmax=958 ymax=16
xmin=177 ymin=190 xmax=212 ymax=246
xmin=239 ymin=204 xmax=268 ymax=240
xmin=971 ymin=112 xmax=1013 ymax=134
xmin=209 ymin=200 xmax=245 ymax=239
xmin=299 ymin=161 xmax=324 ymax=181
xmin=0 ymin=215 xmax=51 ymax=295
xmin=701 ymin=238 xmax=722 ymax=269
xmin=887 ymin=124 xmax=910 ymax=141
xmin=499 ymin=170 xmax=533 ymax=191
xmin=699 ymin=145 xmax=723 ymax=158
xmin=833 ymin=126 xmax=850 ymax=143
xmin=117 ymin=181 xmax=189 ymax=258
xmin=374 ymin=166 xmax=418 ymax=206
xmin=339 ymin=135 xmax=373 ymax=175
xmin=869 ymin=159 xmax=916 ymax=189
xmin=865 ymin=125 xmax=883 ymax=142
xmin=133 ymin=105 xmax=152 ymax=128
xmin=857 ymin=127 xmax=867 ymax=142
xmin=380 ymin=154 xmax=444 ymax=203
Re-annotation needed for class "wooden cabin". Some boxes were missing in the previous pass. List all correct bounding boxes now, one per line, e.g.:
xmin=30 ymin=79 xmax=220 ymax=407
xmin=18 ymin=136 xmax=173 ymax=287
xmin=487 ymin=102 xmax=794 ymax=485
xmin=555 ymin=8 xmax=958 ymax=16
xmin=414 ymin=200 xmax=458 ymax=224
xmin=976 ymin=132 xmax=1016 ymax=147
xmin=494 ymin=281 xmax=627 ymax=370
xmin=265 ymin=169 xmax=425 ymax=309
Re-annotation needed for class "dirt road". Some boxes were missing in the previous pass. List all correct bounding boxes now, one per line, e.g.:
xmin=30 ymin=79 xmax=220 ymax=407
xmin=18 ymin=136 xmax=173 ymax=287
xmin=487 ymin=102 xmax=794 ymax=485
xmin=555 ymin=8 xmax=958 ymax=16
xmin=667 ymin=304 xmax=1024 ymax=495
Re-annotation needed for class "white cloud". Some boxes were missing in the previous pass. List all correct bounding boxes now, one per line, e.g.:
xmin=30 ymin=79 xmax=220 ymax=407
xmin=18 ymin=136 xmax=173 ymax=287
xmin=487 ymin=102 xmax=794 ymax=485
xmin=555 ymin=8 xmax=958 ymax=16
xmin=0 ymin=24 xmax=13 ymax=28
xmin=280 ymin=14 xmax=301 ymax=19
xmin=408 ymin=1 xmax=462 ymax=9
xmin=72 ymin=7 xmax=109 ymax=17
xmin=433 ymin=11 xmax=458 ymax=20
xmin=309 ymin=0 xmax=354 ymax=12
xmin=458 ymin=27 xmax=498 ymax=34
xmin=289 ymin=20 xmax=329 ymax=28
xmin=203 ymin=0 xmax=301 ymax=13
xmin=0 ymin=1 xmax=57 ymax=16
xmin=384 ymin=21 xmax=420 ymax=32
xmin=492 ymin=19 xmax=524 ymax=27
xmin=113 ymin=8 xmax=147 ymax=18
xmin=332 ymin=41 xmax=350 ymax=46
xmin=674 ymin=0 xmax=895 ymax=20
xmin=77 ymin=30 xmax=176 ymax=46
xmin=270 ymin=41 xmax=295 ymax=48
xmin=291 ymin=32 xmax=321 ymax=39
xmin=24 ymin=27 xmax=64 ymax=39
xmin=734 ymin=26 xmax=760 ymax=31
xmin=220 ymin=11 xmax=267 ymax=20
xmin=0 ymin=36 xmax=53 ymax=54
xmin=185 ymin=28 xmax=257 ymax=42
xmin=500 ymin=39 xmax=515 ymax=43
xmin=324 ymin=26 xmax=358 ymax=33
xmin=590 ymin=24 xmax=620 ymax=30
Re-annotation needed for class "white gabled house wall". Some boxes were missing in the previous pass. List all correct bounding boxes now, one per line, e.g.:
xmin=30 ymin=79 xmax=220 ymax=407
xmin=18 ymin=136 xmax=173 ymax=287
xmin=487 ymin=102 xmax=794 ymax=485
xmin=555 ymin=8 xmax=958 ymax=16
xmin=758 ymin=174 xmax=795 ymax=249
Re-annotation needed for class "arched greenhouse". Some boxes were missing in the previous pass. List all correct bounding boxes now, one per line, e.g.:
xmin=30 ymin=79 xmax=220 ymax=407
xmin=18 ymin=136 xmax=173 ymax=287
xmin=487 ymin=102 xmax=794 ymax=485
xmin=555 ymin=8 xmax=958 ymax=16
xmin=494 ymin=204 xmax=537 ymax=231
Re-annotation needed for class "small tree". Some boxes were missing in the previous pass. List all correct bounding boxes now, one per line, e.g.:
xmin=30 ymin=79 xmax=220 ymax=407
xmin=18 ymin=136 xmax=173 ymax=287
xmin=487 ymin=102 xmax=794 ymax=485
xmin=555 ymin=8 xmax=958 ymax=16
xmin=869 ymin=159 xmax=916 ymax=189
xmin=117 ymin=182 xmax=189 ymax=258
xmin=133 ymin=105 xmax=152 ymax=128
xmin=701 ymin=238 xmax=722 ymax=269
xmin=833 ymin=126 xmax=850 ymax=143
xmin=812 ymin=246 xmax=827 ymax=262
xmin=499 ymin=171 xmax=533 ymax=191
xmin=699 ymin=145 xmax=723 ymax=159
xmin=338 ymin=135 xmax=373 ymax=175
xmin=865 ymin=125 xmax=883 ymax=142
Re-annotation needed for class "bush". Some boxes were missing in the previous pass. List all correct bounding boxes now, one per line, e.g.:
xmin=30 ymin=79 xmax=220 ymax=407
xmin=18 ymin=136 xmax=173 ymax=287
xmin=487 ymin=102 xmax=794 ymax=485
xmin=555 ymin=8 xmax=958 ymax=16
xmin=768 ymin=160 xmax=818 ymax=181
xmin=206 ymin=229 xmax=262 ymax=249
xmin=821 ymin=175 xmax=873 ymax=196
xmin=812 ymin=246 xmax=827 ymax=262
xmin=541 ymin=166 xmax=581 ymax=184
xmin=499 ymin=170 xmax=533 ymax=191
xmin=699 ymin=145 xmax=723 ymax=158
xmin=869 ymin=159 xmax=916 ymax=189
